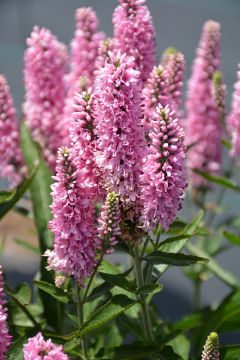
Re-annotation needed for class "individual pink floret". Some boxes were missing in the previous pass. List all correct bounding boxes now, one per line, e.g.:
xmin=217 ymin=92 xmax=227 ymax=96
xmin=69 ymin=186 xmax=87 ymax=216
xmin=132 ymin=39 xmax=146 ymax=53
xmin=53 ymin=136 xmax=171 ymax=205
xmin=94 ymin=51 xmax=147 ymax=214
xmin=113 ymin=0 xmax=156 ymax=83
xmin=23 ymin=26 xmax=68 ymax=170
xmin=23 ymin=332 xmax=68 ymax=360
xmin=140 ymin=105 xmax=186 ymax=231
xmin=0 ymin=266 xmax=12 ymax=359
xmin=185 ymin=20 xmax=222 ymax=188
xmin=45 ymin=147 xmax=97 ymax=285
xmin=0 ymin=75 xmax=25 ymax=187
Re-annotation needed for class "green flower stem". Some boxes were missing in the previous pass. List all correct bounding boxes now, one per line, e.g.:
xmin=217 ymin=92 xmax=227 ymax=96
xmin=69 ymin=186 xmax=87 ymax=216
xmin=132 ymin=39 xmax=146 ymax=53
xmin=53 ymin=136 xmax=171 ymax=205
xmin=75 ymin=284 xmax=88 ymax=360
xmin=133 ymin=246 xmax=154 ymax=343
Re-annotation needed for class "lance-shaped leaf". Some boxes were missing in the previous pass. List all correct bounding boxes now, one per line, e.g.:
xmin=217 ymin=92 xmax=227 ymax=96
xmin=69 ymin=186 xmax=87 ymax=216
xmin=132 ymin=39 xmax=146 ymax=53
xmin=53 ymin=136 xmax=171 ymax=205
xmin=64 ymin=295 xmax=136 ymax=340
xmin=0 ymin=167 xmax=37 ymax=219
xmin=145 ymin=250 xmax=208 ymax=266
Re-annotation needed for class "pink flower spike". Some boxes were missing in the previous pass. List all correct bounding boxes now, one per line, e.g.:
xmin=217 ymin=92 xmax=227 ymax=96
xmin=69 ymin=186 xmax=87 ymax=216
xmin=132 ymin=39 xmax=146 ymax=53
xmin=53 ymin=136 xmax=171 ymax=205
xmin=97 ymin=192 xmax=121 ymax=254
xmin=63 ymin=8 xmax=105 ymax=137
xmin=140 ymin=105 xmax=186 ymax=231
xmin=113 ymin=0 xmax=156 ymax=83
xmin=165 ymin=51 xmax=185 ymax=114
xmin=70 ymin=89 xmax=102 ymax=198
xmin=227 ymin=64 xmax=240 ymax=157
xmin=23 ymin=332 xmax=69 ymax=360
xmin=45 ymin=146 xmax=97 ymax=285
xmin=23 ymin=26 xmax=68 ymax=170
xmin=95 ymin=38 xmax=115 ymax=71
xmin=0 ymin=266 xmax=12 ymax=358
xmin=68 ymin=7 xmax=105 ymax=90
xmin=185 ymin=20 xmax=222 ymax=189
xmin=142 ymin=65 xmax=171 ymax=132
xmin=94 ymin=51 xmax=147 ymax=214
xmin=0 ymin=75 xmax=25 ymax=187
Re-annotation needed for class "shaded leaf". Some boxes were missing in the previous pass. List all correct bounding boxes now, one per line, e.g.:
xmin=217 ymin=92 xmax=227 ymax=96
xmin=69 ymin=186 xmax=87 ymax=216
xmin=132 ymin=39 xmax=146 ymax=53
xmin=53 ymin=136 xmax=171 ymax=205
xmin=0 ymin=167 xmax=37 ymax=220
xmin=34 ymin=280 xmax=69 ymax=304
xmin=220 ymin=345 xmax=240 ymax=359
xmin=145 ymin=251 xmax=208 ymax=266
xmin=64 ymin=295 xmax=136 ymax=340
xmin=136 ymin=283 xmax=163 ymax=295
xmin=224 ymin=231 xmax=240 ymax=246
xmin=99 ymin=272 xmax=134 ymax=292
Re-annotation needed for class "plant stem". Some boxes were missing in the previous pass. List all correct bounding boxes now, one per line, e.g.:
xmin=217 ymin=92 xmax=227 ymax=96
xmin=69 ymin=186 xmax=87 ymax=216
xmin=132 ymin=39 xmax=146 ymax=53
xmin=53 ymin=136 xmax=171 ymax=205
xmin=133 ymin=246 xmax=154 ymax=343
xmin=75 ymin=283 xmax=88 ymax=360
xmin=82 ymin=251 xmax=104 ymax=304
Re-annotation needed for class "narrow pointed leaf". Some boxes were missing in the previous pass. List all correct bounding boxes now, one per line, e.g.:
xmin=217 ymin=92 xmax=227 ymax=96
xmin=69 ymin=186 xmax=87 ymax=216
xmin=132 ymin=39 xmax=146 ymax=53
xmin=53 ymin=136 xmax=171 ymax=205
xmin=145 ymin=251 xmax=208 ymax=266
xmin=33 ymin=280 xmax=69 ymax=304
xmin=64 ymin=295 xmax=136 ymax=340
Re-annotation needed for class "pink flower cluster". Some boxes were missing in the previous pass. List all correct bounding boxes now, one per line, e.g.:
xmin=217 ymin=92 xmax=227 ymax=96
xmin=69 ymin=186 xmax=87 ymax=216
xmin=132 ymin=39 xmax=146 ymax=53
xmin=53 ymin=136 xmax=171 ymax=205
xmin=142 ymin=65 xmax=170 ymax=132
xmin=23 ymin=332 xmax=68 ymax=360
xmin=68 ymin=7 xmax=105 ymax=89
xmin=140 ymin=105 xmax=186 ymax=231
xmin=165 ymin=51 xmax=185 ymax=114
xmin=23 ymin=26 xmax=68 ymax=170
xmin=0 ymin=75 xmax=25 ymax=187
xmin=45 ymin=147 xmax=97 ymax=285
xmin=186 ymin=20 xmax=222 ymax=188
xmin=70 ymin=89 xmax=101 ymax=197
xmin=113 ymin=0 xmax=156 ymax=83
xmin=94 ymin=51 xmax=147 ymax=212
xmin=0 ymin=266 xmax=12 ymax=359
xmin=227 ymin=65 xmax=240 ymax=157
xmin=97 ymin=192 xmax=121 ymax=253
xmin=95 ymin=38 xmax=115 ymax=71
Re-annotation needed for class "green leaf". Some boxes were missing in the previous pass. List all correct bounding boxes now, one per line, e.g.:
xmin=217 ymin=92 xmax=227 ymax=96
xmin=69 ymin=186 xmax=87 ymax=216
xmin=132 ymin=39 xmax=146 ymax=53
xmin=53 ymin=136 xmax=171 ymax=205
xmin=111 ymin=344 xmax=182 ymax=359
xmin=145 ymin=250 xmax=208 ymax=266
xmin=64 ymin=295 xmax=136 ymax=340
xmin=0 ymin=167 xmax=37 ymax=220
xmin=224 ymin=231 xmax=240 ymax=246
xmin=99 ymin=272 xmax=134 ymax=292
xmin=0 ymin=189 xmax=16 ymax=204
xmin=173 ymin=313 xmax=203 ymax=331
xmin=15 ymin=238 xmax=40 ymax=255
xmin=20 ymin=120 xmax=53 ymax=252
xmin=14 ymin=283 xmax=31 ymax=305
xmin=7 ymin=286 xmax=37 ymax=326
xmin=136 ymin=283 xmax=163 ymax=295
xmin=187 ymin=243 xmax=239 ymax=288
xmin=155 ymin=211 xmax=205 ymax=275
xmin=220 ymin=345 xmax=240 ymax=359
xmin=117 ymin=314 xmax=146 ymax=341
xmin=86 ymin=281 xmax=113 ymax=302
xmin=20 ymin=120 xmax=63 ymax=331
xmin=158 ymin=234 xmax=194 ymax=248
xmin=7 ymin=336 xmax=27 ymax=360
xmin=168 ymin=334 xmax=190 ymax=360
xmin=194 ymin=289 xmax=240 ymax=356
xmin=33 ymin=280 xmax=69 ymax=304
xmin=194 ymin=170 xmax=240 ymax=192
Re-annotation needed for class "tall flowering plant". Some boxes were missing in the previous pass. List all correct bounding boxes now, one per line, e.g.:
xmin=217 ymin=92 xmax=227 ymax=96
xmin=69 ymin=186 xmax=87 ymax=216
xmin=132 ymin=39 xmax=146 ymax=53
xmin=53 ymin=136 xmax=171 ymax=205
xmin=0 ymin=1 xmax=240 ymax=359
